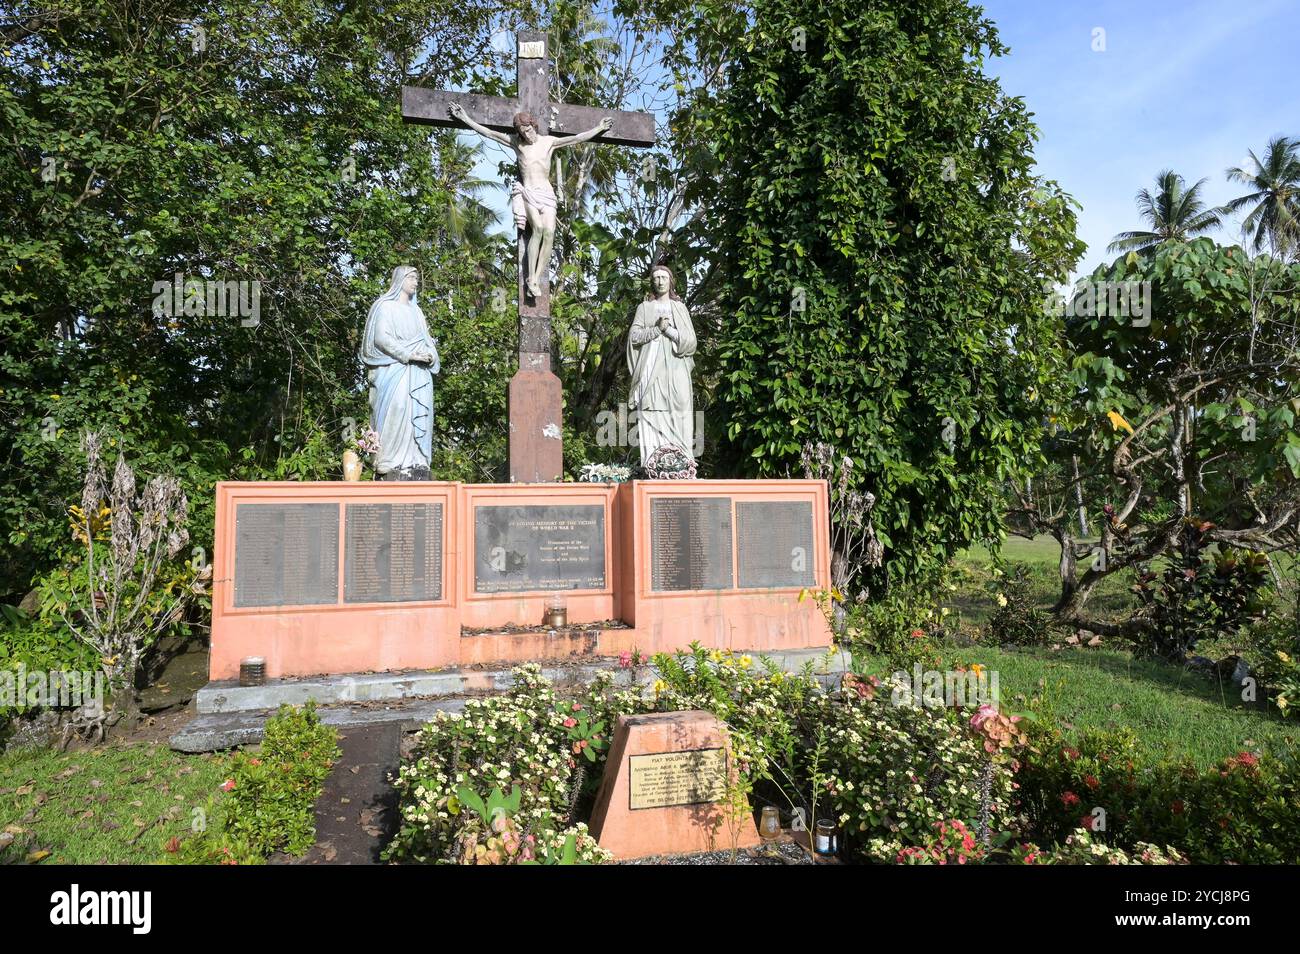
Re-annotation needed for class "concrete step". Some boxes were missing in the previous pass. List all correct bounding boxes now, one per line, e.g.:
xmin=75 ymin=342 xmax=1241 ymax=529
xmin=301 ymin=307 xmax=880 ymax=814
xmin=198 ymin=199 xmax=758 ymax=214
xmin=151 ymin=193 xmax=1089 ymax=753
xmin=195 ymin=647 xmax=848 ymax=714
xmin=170 ymin=697 xmax=469 ymax=753
xmin=173 ymin=647 xmax=849 ymax=752
xmin=197 ymin=661 xmax=634 ymax=714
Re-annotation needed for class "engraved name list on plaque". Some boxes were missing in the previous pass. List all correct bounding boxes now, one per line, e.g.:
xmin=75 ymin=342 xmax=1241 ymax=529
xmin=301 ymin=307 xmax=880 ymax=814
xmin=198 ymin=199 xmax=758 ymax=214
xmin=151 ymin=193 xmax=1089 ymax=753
xmin=344 ymin=502 xmax=445 ymax=603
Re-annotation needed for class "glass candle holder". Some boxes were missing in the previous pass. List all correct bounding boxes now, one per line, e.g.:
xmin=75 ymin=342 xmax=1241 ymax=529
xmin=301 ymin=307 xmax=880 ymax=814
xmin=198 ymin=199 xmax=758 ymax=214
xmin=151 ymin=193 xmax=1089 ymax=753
xmin=239 ymin=656 xmax=266 ymax=687
xmin=813 ymin=819 xmax=837 ymax=856
xmin=759 ymin=806 xmax=782 ymax=841
xmin=543 ymin=594 xmax=567 ymax=628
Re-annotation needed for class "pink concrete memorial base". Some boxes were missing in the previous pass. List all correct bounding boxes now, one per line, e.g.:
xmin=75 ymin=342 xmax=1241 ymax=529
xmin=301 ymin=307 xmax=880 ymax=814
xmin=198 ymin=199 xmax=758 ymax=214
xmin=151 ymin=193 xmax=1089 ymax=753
xmin=209 ymin=479 xmax=831 ymax=680
xmin=588 ymin=710 xmax=761 ymax=860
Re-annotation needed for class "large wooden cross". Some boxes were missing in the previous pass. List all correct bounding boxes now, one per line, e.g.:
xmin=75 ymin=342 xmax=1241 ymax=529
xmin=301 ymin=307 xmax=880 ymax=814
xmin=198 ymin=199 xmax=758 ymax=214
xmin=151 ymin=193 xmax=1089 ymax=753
xmin=402 ymin=31 xmax=656 ymax=483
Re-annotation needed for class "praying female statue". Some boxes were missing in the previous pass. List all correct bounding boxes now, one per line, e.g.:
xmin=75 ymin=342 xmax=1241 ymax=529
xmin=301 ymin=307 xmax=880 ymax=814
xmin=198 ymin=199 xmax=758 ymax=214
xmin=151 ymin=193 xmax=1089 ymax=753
xmin=626 ymin=264 xmax=698 ymax=463
xmin=360 ymin=265 xmax=440 ymax=480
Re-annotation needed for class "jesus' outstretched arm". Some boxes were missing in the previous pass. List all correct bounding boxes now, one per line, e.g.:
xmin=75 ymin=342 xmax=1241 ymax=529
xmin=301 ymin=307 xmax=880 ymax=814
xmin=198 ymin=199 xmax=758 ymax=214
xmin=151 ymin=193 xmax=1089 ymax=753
xmin=448 ymin=102 xmax=512 ymax=147
xmin=551 ymin=116 xmax=614 ymax=149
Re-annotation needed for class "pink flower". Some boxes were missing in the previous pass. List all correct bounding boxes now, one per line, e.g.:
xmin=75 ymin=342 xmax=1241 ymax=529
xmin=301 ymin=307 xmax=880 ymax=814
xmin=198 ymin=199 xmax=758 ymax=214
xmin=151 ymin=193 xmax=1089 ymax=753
xmin=1061 ymin=790 xmax=1080 ymax=807
xmin=563 ymin=717 xmax=577 ymax=728
xmin=220 ymin=779 xmax=236 ymax=792
xmin=968 ymin=704 xmax=999 ymax=732
xmin=618 ymin=651 xmax=633 ymax=668
xmin=571 ymin=702 xmax=583 ymax=712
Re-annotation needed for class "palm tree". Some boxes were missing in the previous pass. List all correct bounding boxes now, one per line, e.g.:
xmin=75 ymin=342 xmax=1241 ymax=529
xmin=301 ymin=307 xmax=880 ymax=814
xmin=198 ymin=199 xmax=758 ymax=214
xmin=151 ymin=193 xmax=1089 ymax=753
xmin=441 ymin=137 xmax=502 ymax=248
xmin=1107 ymin=169 xmax=1224 ymax=255
xmin=1225 ymin=136 xmax=1300 ymax=258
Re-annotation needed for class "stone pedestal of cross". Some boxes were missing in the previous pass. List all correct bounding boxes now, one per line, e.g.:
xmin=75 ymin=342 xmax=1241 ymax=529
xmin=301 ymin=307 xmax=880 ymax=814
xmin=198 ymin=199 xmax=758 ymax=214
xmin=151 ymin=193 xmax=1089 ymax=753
xmin=402 ymin=31 xmax=656 ymax=482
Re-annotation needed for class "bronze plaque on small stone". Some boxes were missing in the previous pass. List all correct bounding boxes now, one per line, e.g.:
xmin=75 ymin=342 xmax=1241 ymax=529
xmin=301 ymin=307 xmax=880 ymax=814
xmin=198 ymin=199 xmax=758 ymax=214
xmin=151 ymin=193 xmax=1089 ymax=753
xmin=344 ymin=503 xmax=444 ymax=603
xmin=628 ymin=748 xmax=728 ymax=810
xmin=474 ymin=504 xmax=606 ymax=593
xmin=736 ymin=500 xmax=816 ymax=589
xmin=650 ymin=497 xmax=733 ymax=591
xmin=234 ymin=503 xmax=339 ymax=607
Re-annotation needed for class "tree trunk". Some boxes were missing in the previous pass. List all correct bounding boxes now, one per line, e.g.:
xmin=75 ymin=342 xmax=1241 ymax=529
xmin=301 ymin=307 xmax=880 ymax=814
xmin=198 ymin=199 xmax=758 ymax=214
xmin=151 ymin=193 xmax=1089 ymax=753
xmin=1071 ymin=456 xmax=1089 ymax=536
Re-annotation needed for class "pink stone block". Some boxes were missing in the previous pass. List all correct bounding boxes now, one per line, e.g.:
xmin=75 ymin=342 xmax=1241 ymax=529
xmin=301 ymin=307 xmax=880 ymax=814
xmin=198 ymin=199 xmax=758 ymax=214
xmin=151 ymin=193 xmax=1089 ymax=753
xmin=588 ymin=711 xmax=761 ymax=860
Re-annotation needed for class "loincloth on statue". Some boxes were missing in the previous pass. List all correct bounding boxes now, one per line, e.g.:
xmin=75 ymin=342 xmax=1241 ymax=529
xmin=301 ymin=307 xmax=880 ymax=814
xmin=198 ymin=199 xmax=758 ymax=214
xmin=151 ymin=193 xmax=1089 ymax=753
xmin=511 ymin=180 xmax=557 ymax=230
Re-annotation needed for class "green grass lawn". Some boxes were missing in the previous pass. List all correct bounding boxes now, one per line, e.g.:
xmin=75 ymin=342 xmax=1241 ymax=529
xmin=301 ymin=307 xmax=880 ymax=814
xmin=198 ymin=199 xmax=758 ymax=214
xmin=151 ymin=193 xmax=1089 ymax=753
xmin=0 ymin=742 xmax=230 ymax=864
xmin=854 ymin=644 xmax=1298 ymax=770
xmin=949 ymin=535 xmax=1139 ymax=626
xmin=939 ymin=535 xmax=1299 ymax=767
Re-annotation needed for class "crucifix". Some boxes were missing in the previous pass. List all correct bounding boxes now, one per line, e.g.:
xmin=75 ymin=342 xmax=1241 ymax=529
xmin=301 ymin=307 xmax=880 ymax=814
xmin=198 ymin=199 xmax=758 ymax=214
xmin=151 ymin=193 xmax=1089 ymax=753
xmin=402 ymin=31 xmax=656 ymax=483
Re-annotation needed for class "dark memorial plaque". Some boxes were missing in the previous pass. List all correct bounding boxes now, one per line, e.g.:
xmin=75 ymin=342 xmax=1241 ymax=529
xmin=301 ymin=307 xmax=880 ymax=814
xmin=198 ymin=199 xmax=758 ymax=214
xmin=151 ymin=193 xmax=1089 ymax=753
xmin=736 ymin=500 xmax=816 ymax=589
xmin=474 ymin=505 xmax=606 ymax=593
xmin=344 ymin=503 xmax=444 ymax=603
xmin=650 ymin=497 xmax=733 ymax=591
xmin=234 ymin=503 xmax=339 ymax=607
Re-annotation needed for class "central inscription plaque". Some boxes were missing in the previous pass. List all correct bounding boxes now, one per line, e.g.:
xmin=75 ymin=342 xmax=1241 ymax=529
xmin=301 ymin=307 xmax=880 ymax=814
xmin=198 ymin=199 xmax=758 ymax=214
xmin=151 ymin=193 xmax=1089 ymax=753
xmin=234 ymin=503 xmax=339 ymax=608
xmin=344 ymin=503 xmax=444 ymax=603
xmin=474 ymin=504 xmax=606 ymax=593
xmin=650 ymin=497 xmax=733 ymax=591
xmin=628 ymin=749 xmax=727 ymax=810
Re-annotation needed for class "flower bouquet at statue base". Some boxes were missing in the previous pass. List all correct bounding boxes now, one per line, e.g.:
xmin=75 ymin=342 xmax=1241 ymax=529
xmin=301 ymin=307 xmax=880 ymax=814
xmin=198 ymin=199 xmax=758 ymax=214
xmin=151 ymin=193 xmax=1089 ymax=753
xmin=640 ymin=444 xmax=697 ymax=480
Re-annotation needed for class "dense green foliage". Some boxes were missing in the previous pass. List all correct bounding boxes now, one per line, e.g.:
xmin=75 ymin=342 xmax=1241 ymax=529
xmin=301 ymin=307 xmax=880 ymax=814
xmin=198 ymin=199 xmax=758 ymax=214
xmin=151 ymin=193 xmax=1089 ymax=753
xmin=670 ymin=0 xmax=1082 ymax=592
xmin=386 ymin=665 xmax=639 ymax=864
xmin=650 ymin=644 xmax=1013 ymax=862
xmin=0 ymin=0 xmax=520 ymax=603
xmin=1016 ymin=722 xmax=1300 ymax=864
xmin=1017 ymin=238 xmax=1300 ymax=628
xmin=171 ymin=701 xmax=339 ymax=863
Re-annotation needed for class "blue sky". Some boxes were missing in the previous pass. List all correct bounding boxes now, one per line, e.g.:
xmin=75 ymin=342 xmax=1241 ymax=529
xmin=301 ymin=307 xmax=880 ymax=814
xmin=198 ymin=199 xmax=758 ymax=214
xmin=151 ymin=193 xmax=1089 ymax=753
xmin=978 ymin=0 xmax=1300 ymax=276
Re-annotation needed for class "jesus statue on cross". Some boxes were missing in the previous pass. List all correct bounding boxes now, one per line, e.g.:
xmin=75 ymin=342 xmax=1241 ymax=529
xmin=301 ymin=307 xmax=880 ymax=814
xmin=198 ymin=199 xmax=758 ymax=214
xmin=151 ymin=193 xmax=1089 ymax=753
xmin=448 ymin=102 xmax=612 ymax=298
xmin=402 ymin=30 xmax=655 ymax=481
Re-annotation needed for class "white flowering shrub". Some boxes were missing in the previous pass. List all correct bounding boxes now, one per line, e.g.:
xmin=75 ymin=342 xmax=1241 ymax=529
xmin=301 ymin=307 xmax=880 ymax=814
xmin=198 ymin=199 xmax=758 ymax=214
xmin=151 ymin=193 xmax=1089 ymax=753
xmin=1036 ymin=828 xmax=1187 ymax=865
xmin=650 ymin=644 xmax=1013 ymax=862
xmin=385 ymin=665 xmax=645 ymax=864
xmin=813 ymin=693 xmax=1014 ymax=861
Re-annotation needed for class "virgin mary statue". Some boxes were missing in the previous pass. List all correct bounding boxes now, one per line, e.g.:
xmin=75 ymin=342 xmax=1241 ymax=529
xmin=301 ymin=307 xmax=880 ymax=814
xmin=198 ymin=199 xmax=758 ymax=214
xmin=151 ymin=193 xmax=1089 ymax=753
xmin=626 ymin=264 xmax=697 ymax=464
xmin=360 ymin=265 xmax=440 ymax=480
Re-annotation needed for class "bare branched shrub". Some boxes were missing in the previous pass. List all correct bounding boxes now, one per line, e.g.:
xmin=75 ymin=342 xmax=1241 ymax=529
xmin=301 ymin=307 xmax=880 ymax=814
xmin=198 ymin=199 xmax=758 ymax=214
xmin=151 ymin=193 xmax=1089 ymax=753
xmin=800 ymin=441 xmax=883 ymax=603
xmin=60 ymin=432 xmax=206 ymax=728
